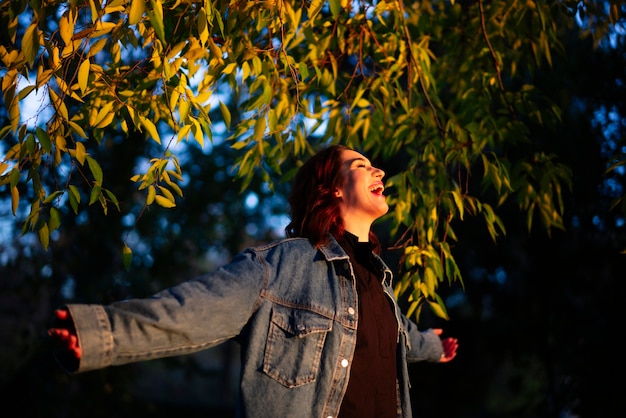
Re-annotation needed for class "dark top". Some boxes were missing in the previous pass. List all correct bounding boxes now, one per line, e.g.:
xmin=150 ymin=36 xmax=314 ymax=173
xmin=338 ymin=232 xmax=398 ymax=418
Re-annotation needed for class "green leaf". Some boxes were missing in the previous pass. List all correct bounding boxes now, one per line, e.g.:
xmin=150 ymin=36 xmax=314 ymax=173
xmin=49 ymin=206 xmax=61 ymax=231
xmin=17 ymin=85 xmax=36 ymax=101
xmin=104 ymin=188 xmax=120 ymax=211
xmin=36 ymin=127 xmax=52 ymax=153
xmin=219 ymin=101 xmax=231 ymax=130
xmin=68 ymin=185 xmax=80 ymax=213
xmin=147 ymin=0 xmax=165 ymax=43
xmin=89 ymin=185 xmax=102 ymax=205
xmin=43 ymin=190 xmax=63 ymax=204
xmin=329 ymin=0 xmax=340 ymax=18
xmin=428 ymin=300 xmax=449 ymax=320
xmin=122 ymin=243 xmax=133 ymax=271
xmin=86 ymin=155 xmax=103 ymax=184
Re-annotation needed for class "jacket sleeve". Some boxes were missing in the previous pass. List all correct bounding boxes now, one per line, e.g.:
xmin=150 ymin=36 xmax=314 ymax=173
xmin=400 ymin=314 xmax=444 ymax=363
xmin=62 ymin=248 xmax=266 ymax=373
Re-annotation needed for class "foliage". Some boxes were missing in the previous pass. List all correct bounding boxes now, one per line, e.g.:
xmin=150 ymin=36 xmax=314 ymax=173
xmin=0 ymin=0 xmax=623 ymax=320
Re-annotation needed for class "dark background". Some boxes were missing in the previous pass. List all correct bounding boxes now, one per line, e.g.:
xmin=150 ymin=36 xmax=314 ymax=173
xmin=1 ymin=13 xmax=624 ymax=418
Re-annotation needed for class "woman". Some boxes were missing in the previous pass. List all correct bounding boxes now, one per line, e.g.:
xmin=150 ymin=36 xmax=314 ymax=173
xmin=49 ymin=145 xmax=458 ymax=418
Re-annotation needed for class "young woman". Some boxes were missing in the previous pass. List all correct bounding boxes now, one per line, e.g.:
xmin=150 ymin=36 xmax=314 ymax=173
xmin=49 ymin=145 xmax=458 ymax=418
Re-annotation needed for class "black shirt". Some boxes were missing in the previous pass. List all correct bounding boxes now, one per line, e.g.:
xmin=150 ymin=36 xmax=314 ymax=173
xmin=338 ymin=232 xmax=398 ymax=418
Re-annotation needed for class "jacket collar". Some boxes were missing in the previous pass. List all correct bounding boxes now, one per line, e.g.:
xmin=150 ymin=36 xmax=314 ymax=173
xmin=319 ymin=234 xmax=394 ymax=286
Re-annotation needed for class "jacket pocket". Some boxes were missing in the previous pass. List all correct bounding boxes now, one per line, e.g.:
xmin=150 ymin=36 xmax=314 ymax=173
xmin=262 ymin=304 xmax=332 ymax=388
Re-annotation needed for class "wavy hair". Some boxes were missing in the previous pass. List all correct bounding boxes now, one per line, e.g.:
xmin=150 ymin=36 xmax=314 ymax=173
xmin=285 ymin=145 xmax=381 ymax=253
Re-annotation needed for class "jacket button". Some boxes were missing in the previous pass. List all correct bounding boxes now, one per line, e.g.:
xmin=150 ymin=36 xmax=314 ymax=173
xmin=347 ymin=307 xmax=355 ymax=315
xmin=341 ymin=359 xmax=349 ymax=368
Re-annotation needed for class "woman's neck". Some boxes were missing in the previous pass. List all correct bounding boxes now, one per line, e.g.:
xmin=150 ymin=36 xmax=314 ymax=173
xmin=343 ymin=225 xmax=371 ymax=242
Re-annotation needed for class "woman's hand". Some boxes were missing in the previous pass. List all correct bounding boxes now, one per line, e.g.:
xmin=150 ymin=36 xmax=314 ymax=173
xmin=48 ymin=308 xmax=81 ymax=360
xmin=433 ymin=328 xmax=458 ymax=363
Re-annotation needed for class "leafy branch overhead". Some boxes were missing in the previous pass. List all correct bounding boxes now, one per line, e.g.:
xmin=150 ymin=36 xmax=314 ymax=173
xmin=0 ymin=0 xmax=622 ymax=319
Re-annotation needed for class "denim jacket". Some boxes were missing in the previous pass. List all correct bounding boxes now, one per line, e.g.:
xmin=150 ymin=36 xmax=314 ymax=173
xmin=64 ymin=235 xmax=444 ymax=418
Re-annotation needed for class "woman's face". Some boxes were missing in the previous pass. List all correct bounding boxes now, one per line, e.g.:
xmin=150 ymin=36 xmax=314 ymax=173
xmin=335 ymin=149 xmax=388 ymax=226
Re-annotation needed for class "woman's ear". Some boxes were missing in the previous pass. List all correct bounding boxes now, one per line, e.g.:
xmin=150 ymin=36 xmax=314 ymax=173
xmin=334 ymin=188 xmax=342 ymax=198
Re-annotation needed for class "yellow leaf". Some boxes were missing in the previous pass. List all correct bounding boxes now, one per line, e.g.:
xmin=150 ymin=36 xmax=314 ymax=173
xmin=54 ymin=135 xmax=67 ymax=152
xmin=253 ymin=115 xmax=267 ymax=141
xmin=22 ymin=23 xmax=39 ymax=66
xmin=0 ymin=46 xmax=18 ymax=68
xmin=95 ymin=112 xmax=115 ymax=129
xmin=451 ymin=190 xmax=464 ymax=220
xmin=61 ymin=38 xmax=83 ymax=59
xmin=222 ymin=62 xmax=237 ymax=75
xmin=36 ymin=68 xmax=54 ymax=89
xmin=68 ymin=120 xmax=88 ymax=138
xmin=242 ymin=61 xmax=251 ymax=81
xmin=147 ymin=185 xmax=156 ymax=204
xmin=356 ymin=98 xmax=370 ymax=108
xmin=178 ymin=98 xmax=189 ymax=122
xmin=118 ymin=90 xmax=135 ymax=98
xmin=11 ymin=185 xmax=19 ymax=215
xmin=428 ymin=300 xmax=449 ymax=320
xmin=207 ymin=36 xmax=225 ymax=65
xmin=59 ymin=13 xmax=74 ymax=45
xmin=308 ymin=0 xmax=324 ymax=21
xmin=128 ymin=0 xmax=145 ymax=25
xmin=192 ymin=119 xmax=204 ymax=148
xmin=155 ymin=194 xmax=176 ymax=208
xmin=430 ymin=206 xmax=438 ymax=221
xmin=166 ymin=179 xmax=183 ymax=197
xmin=139 ymin=116 xmax=161 ymax=144
xmin=92 ymin=21 xmax=116 ymax=38
xmin=419 ymin=281 xmax=429 ymax=298
xmin=93 ymin=101 xmax=114 ymax=127
xmin=55 ymin=76 xmax=71 ymax=96
xmin=48 ymin=89 xmax=69 ymax=121
xmin=8 ymin=95 xmax=20 ymax=132
xmin=177 ymin=124 xmax=191 ymax=141
xmin=166 ymin=41 xmax=187 ymax=60
xmin=157 ymin=185 xmax=175 ymax=202
xmin=78 ymin=59 xmax=90 ymax=93
xmin=89 ymin=0 xmax=99 ymax=23
xmin=38 ymin=223 xmax=50 ymax=251
xmin=169 ymin=88 xmax=180 ymax=111
xmin=198 ymin=8 xmax=208 ymax=45
xmin=87 ymin=38 xmax=108 ymax=58
xmin=125 ymin=105 xmax=136 ymax=123
xmin=75 ymin=142 xmax=86 ymax=165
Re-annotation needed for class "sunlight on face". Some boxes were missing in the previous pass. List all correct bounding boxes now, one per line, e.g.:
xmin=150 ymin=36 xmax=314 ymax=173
xmin=335 ymin=149 xmax=388 ymax=238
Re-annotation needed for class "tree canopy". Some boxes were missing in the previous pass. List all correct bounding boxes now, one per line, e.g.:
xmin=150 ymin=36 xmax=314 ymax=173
xmin=0 ymin=0 xmax=624 ymax=320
